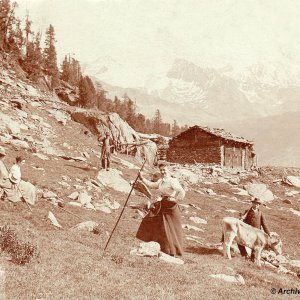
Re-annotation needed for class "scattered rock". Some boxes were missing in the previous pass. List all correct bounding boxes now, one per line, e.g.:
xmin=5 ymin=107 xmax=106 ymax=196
xmin=204 ymin=188 xmax=216 ymax=196
xmin=282 ymin=199 xmax=292 ymax=204
xmin=229 ymin=177 xmax=240 ymax=185
xmin=226 ymin=209 xmax=239 ymax=214
xmin=10 ymin=139 xmax=30 ymax=149
xmin=189 ymin=216 xmax=207 ymax=225
xmin=43 ymin=190 xmax=58 ymax=199
xmin=67 ymin=202 xmax=82 ymax=207
xmin=277 ymin=265 xmax=297 ymax=277
xmin=182 ymin=224 xmax=204 ymax=232
xmin=284 ymin=176 xmax=300 ymax=188
xmin=47 ymin=109 xmax=70 ymax=125
xmin=78 ymin=191 xmax=92 ymax=205
xmin=95 ymin=204 xmax=112 ymax=214
xmin=289 ymin=260 xmax=300 ymax=268
xmin=159 ymin=252 xmax=184 ymax=265
xmin=285 ymin=190 xmax=299 ymax=197
xmin=209 ymin=274 xmax=245 ymax=285
xmin=68 ymin=191 xmax=79 ymax=200
xmin=130 ymin=241 xmax=161 ymax=257
xmin=188 ymin=203 xmax=201 ymax=210
xmin=74 ymin=221 xmax=99 ymax=233
xmin=58 ymin=181 xmax=70 ymax=188
xmin=48 ymin=211 xmax=62 ymax=228
xmin=289 ymin=208 xmax=300 ymax=217
xmin=33 ymin=153 xmax=49 ymax=160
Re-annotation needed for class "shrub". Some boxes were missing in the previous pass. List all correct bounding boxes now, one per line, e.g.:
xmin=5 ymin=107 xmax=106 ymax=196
xmin=0 ymin=225 xmax=40 ymax=265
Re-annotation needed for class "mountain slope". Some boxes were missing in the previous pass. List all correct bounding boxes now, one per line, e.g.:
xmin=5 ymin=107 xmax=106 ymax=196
xmin=85 ymin=56 xmax=300 ymax=125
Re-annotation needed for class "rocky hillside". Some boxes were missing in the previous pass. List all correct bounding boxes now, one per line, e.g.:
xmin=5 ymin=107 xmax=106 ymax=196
xmin=0 ymin=64 xmax=158 ymax=167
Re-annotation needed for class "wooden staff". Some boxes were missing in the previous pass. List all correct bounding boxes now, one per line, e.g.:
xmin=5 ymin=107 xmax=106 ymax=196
xmin=102 ymin=159 xmax=146 ymax=256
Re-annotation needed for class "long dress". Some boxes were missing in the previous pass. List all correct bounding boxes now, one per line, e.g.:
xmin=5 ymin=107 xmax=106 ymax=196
xmin=9 ymin=164 xmax=37 ymax=205
xmin=136 ymin=176 xmax=185 ymax=256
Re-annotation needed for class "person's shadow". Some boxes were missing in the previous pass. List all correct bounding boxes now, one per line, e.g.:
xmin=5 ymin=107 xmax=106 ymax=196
xmin=186 ymin=246 xmax=222 ymax=256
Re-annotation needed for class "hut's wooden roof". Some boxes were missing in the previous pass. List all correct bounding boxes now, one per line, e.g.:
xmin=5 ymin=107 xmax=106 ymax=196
xmin=175 ymin=125 xmax=253 ymax=145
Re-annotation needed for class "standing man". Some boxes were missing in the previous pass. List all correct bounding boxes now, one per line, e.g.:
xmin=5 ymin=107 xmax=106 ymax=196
xmin=98 ymin=132 xmax=112 ymax=171
xmin=238 ymin=197 xmax=271 ymax=261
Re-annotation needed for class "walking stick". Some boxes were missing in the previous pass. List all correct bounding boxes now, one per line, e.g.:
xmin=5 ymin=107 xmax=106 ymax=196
xmin=102 ymin=158 xmax=146 ymax=256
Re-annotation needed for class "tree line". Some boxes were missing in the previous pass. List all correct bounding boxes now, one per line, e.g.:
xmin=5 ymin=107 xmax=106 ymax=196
xmin=0 ymin=0 xmax=188 ymax=137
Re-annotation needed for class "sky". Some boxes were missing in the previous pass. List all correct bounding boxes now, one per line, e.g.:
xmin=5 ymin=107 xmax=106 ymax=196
xmin=15 ymin=0 xmax=300 ymax=85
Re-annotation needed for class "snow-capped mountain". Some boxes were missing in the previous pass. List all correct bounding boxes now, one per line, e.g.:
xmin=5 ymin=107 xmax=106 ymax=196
xmin=84 ymin=56 xmax=300 ymax=124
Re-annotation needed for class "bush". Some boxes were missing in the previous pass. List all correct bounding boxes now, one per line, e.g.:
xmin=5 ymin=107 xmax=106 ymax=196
xmin=0 ymin=225 xmax=40 ymax=265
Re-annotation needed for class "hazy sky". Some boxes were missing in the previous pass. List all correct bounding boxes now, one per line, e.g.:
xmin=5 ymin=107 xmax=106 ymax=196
xmin=15 ymin=0 xmax=300 ymax=82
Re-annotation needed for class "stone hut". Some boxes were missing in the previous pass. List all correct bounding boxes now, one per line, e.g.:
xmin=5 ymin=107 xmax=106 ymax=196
xmin=167 ymin=125 xmax=255 ymax=169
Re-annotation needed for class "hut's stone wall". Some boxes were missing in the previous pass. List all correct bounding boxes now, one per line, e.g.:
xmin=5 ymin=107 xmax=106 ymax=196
xmin=167 ymin=127 xmax=253 ymax=169
xmin=167 ymin=128 xmax=221 ymax=164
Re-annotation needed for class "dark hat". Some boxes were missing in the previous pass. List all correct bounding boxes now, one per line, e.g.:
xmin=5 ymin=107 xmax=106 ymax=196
xmin=251 ymin=197 xmax=262 ymax=204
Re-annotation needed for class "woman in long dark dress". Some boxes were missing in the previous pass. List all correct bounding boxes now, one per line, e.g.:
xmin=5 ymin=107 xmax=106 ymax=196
xmin=136 ymin=163 xmax=185 ymax=256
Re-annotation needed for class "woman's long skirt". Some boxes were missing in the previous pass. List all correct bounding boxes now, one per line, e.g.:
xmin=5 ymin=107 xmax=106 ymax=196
xmin=136 ymin=197 xmax=184 ymax=256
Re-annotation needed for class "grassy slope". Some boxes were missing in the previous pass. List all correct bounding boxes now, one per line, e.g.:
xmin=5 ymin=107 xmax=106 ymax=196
xmin=1 ymin=83 xmax=300 ymax=299
xmin=1 ymin=153 xmax=300 ymax=299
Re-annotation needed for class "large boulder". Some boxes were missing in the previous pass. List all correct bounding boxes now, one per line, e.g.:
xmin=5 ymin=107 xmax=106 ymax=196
xmin=244 ymin=183 xmax=274 ymax=202
xmin=172 ymin=168 xmax=200 ymax=184
xmin=284 ymin=176 xmax=300 ymax=188
xmin=97 ymin=169 xmax=132 ymax=194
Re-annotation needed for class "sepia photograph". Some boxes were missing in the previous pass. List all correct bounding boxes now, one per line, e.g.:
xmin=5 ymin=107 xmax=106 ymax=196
xmin=1 ymin=0 xmax=300 ymax=299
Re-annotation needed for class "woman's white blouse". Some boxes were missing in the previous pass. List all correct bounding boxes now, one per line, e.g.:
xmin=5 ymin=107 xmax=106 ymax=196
xmin=142 ymin=177 xmax=185 ymax=200
xmin=9 ymin=164 xmax=21 ymax=183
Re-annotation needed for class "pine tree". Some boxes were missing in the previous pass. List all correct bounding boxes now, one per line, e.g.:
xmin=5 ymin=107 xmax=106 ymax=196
xmin=60 ymin=55 xmax=70 ymax=82
xmin=43 ymin=24 xmax=59 ymax=88
xmin=125 ymin=97 xmax=136 ymax=125
xmin=0 ymin=0 xmax=17 ymax=51
xmin=78 ymin=75 xmax=97 ymax=108
xmin=6 ymin=14 xmax=22 ymax=57
xmin=153 ymin=109 xmax=163 ymax=134
xmin=24 ymin=13 xmax=33 ymax=56
xmin=61 ymin=54 xmax=82 ymax=86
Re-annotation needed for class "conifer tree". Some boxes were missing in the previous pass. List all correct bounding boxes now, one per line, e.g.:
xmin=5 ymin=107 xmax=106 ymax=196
xmin=61 ymin=55 xmax=82 ymax=86
xmin=6 ymin=14 xmax=22 ymax=57
xmin=153 ymin=109 xmax=163 ymax=134
xmin=24 ymin=14 xmax=33 ymax=56
xmin=0 ymin=0 xmax=17 ymax=51
xmin=78 ymin=75 xmax=97 ymax=108
xmin=43 ymin=24 xmax=59 ymax=88
xmin=22 ymin=31 xmax=43 ymax=81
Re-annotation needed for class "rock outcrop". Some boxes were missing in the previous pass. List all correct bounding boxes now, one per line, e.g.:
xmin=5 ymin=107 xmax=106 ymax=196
xmin=71 ymin=109 xmax=157 ymax=165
